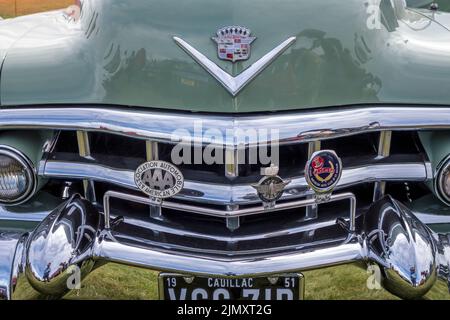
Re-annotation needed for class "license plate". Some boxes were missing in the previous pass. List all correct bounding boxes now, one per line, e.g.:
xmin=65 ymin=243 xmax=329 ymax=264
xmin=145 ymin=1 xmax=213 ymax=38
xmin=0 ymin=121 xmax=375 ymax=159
xmin=159 ymin=273 xmax=304 ymax=300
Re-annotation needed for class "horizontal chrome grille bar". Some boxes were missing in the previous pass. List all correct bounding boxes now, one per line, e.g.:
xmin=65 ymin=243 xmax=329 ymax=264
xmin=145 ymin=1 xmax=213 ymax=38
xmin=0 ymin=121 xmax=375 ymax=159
xmin=95 ymin=236 xmax=363 ymax=276
xmin=41 ymin=160 xmax=431 ymax=207
xmin=103 ymin=190 xmax=356 ymax=221
xmin=2 ymin=105 xmax=450 ymax=146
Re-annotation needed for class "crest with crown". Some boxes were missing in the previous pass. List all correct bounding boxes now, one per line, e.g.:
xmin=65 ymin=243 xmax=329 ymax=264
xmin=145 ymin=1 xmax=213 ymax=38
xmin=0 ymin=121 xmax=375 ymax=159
xmin=212 ymin=26 xmax=256 ymax=62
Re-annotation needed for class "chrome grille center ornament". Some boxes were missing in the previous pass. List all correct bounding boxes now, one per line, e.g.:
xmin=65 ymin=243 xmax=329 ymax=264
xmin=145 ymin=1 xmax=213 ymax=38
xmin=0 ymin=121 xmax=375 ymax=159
xmin=305 ymin=150 xmax=342 ymax=202
xmin=135 ymin=161 xmax=184 ymax=205
xmin=212 ymin=26 xmax=256 ymax=62
xmin=252 ymin=164 xmax=291 ymax=209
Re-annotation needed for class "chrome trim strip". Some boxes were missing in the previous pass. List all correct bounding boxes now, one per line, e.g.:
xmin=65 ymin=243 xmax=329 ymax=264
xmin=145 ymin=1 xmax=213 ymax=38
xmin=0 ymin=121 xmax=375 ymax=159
xmin=225 ymin=147 xmax=239 ymax=179
xmin=115 ymin=230 xmax=346 ymax=257
xmin=94 ymin=236 xmax=363 ymax=277
xmin=0 ymin=207 xmax=50 ymax=222
xmin=146 ymin=141 xmax=159 ymax=162
xmin=103 ymin=189 xmax=357 ymax=222
xmin=2 ymin=106 xmax=450 ymax=147
xmin=121 ymin=216 xmax=342 ymax=243
xmin=373 ymin=131 xmax=392 ymax=201
xmin=306 ymin=141 xmax=321 ymax=219
xmin=42 ymin=160 xmax=431 ymax=206
xmin=173 ymin=36 xmax=296 ymax=96
xmin=415 ymin=212 xmax=450 ymax=225
xmin=145 ymin=141 xmax=161 ymax=218
xmin=76 ymin=131 xmax=97 ymax=203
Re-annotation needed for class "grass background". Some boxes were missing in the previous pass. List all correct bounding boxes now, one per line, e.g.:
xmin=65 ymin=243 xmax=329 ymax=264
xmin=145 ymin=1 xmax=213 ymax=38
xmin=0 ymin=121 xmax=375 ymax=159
xmin=1 ymin=0 xmax=449 ymax=300
xmin=63 ymin=264 xmax=402 ymax=300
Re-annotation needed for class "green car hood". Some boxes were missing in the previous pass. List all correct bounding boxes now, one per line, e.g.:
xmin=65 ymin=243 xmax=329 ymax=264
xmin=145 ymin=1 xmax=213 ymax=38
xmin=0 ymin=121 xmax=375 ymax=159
xmin=1 ymin=0 xmax=450 ymax=113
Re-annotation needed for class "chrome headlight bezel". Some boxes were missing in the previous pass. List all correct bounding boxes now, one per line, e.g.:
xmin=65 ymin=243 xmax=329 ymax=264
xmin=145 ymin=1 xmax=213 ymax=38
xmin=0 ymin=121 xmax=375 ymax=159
xmin=0 ymin=145 xmax=37 ymax=206
xmin=435 ymin=155 xmax=450 ymax=206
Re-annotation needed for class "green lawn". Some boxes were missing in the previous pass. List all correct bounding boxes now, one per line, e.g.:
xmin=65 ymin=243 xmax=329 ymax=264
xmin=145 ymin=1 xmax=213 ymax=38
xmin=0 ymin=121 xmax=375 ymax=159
xmin=62 ymin=263 xmax=449 ymax=300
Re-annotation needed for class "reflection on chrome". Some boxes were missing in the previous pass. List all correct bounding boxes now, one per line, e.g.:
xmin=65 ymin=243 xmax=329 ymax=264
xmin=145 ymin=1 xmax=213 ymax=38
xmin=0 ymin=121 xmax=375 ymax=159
xmin=1 ymin=106 xmax=450 ymax=147
xmin=0 ymin=194 xmax=449 ymax=300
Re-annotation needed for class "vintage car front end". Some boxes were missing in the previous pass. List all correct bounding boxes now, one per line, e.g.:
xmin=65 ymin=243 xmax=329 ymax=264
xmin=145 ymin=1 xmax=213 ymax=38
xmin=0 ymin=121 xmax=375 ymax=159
xmin=1 ymin=0 xmax=450 ymax=300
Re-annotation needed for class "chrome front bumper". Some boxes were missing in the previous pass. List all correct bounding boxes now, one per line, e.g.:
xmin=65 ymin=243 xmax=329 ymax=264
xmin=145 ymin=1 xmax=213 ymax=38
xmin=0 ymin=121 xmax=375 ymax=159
xmin=1 ymin=193 xmax=449 ymax=300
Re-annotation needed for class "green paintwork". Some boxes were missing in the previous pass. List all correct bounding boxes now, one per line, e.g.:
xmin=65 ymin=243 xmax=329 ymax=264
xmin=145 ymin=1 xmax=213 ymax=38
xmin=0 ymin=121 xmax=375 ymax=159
xmin=0 ymin=220 xmax=38 ymax=232
xmin=409 ymin=193 xmax=450 ymax=216
xmin=419 ymin=131 xmax=450 ymax=174
xmin=0 ymin=130 xmax=53 ymax=166
xmin=408 ymin=193 xmax=450 ymax=232
xmin=0 ymin=191 xmax=63 ymax=229
xmin=1 ymin=0 xmax=450 ymax=113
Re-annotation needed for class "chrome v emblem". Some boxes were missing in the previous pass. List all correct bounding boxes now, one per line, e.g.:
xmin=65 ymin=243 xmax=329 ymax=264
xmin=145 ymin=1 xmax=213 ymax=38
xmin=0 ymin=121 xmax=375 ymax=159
xmin=173 ymin=36 xmax=296 ymax=96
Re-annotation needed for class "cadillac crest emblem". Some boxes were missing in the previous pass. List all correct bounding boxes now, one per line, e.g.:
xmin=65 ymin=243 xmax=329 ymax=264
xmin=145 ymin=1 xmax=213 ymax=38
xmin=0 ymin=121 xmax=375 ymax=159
xmin=213 ymin=26 xmax=256 ymax=62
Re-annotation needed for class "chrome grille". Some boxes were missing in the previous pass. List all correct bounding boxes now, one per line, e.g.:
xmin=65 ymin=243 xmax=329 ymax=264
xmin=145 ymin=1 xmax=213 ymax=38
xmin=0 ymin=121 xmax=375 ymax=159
xmin=8 ymin=105 xmax=434 ymax=257
xmin=41 ymin=129 xmax=431 ymax=209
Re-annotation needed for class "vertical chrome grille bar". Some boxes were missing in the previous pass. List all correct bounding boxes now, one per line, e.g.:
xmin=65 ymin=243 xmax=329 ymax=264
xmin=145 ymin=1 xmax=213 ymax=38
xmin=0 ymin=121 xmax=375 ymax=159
xmin=146 ymin=141 xmax=162 ymax=219
xmin=306 ymin=141 xmax=321 ymax=219
xmin=225 ymin=147 xmax=239 ymax=179
xmin=76 ymin=131 xmax=96 ymax=203
xmin=146 ymin=141 xmax=159 ymax=162
xmin=373 ymin=131 xmax=392 ymax=201
xmin=225 ymin=148 xmax=240 ymax=230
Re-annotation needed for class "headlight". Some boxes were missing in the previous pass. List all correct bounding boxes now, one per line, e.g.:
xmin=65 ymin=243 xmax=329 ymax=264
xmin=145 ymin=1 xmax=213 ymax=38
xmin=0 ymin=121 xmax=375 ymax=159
xmin=0 ymin=146 xmax=36 ymax=205
xmin=436 ymin=155 xmax=450 ymax=206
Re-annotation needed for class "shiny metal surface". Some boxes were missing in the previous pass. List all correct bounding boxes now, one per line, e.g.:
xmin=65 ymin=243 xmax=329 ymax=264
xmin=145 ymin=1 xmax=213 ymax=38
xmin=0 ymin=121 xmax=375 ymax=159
xmin=95 ymin=236 xmax=363 ymax=277
xmin=306 ymin=141 xmax=321 ymax=219
xmin=103 ymin=190 xmax=356 ymax=225
xmin=0 ymin=208 xmax=49 ymax=223
xmin=22 ymin=195 xmax=97 ymax=297
xmin=0 ymin=105 xmax=450 ymax=148
xmin=1 ymin=193 xmax=449 ymax=299
xmin=120 ymin=213 xmax=343 ymax=244
xmin=415 ymin=212 xmax=450 ymax=224
xmin=0 ymin=232 xmax=20 ymax=300
xmin=42 ymin=160 xmax=431 ymax=206
xmin=76 ymin=131 xmax=96 ymax=203
xmin=373 ymin=131 xmax=392 ymax=201
xmin=174 ymin=36 xmax=296 ymax=96
xmin=364 ymin=197 xmax=444 ymax=299
xmin=1 ymin=106 xmax=450 ymax=146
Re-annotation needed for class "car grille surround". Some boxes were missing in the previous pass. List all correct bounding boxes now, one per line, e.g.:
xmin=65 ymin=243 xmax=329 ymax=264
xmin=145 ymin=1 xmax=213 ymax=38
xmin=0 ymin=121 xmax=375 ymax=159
xmin=2 ymin=105 xmax=437 ymax=257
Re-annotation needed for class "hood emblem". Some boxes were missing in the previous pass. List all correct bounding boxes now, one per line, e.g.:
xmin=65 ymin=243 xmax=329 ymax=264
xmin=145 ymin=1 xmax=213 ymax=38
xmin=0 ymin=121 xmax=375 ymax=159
xmin=212 ymin=26 xmax=256 ymax=62
xmin=173 ymin=32 xmax=296 ymax=96
xmin=305 ymin=150 xmax=342 ymax=202
xmin=252 ymin=164 xmax=291 ymax=209
xmin=134 ymin=161 xmax=184 ymax=205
